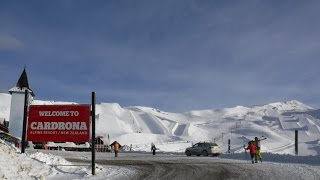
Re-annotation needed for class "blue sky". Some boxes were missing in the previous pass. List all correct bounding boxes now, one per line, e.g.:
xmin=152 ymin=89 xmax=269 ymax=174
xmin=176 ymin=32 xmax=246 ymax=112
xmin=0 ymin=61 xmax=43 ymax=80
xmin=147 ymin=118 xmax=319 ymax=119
xmin=1 ymin=0 xmax=320 ymax=112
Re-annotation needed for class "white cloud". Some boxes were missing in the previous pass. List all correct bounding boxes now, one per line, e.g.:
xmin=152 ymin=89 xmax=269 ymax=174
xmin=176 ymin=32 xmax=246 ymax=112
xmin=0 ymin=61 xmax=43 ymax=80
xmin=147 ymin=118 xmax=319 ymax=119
xmin=0 ymin=34 xmax=24 ymax=51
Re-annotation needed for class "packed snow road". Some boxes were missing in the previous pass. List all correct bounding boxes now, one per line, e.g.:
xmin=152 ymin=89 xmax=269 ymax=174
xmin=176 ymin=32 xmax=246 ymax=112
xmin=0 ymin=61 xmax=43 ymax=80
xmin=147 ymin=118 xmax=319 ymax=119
xmin=35 ymin=151 xmax=319 ymax=180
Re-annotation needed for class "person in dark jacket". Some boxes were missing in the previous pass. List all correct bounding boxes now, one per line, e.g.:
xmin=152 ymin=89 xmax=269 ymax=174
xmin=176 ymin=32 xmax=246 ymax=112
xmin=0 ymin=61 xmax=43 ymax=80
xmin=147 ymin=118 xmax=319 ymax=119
xmin=246 ymin=141 xmax=257 ymax=164
xmin=254 ymin=136 xmax=266 ymax=163
xmin=151 ymin=143 xmax=157 ymax=155
xmin=110 ymin=141 xmax=122 ymax=157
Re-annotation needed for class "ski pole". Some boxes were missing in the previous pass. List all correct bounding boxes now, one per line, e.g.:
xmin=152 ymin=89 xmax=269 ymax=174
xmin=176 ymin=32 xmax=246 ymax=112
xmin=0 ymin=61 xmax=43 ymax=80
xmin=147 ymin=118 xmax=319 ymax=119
xmin=243 ymin=145 xmax=248 ymax=162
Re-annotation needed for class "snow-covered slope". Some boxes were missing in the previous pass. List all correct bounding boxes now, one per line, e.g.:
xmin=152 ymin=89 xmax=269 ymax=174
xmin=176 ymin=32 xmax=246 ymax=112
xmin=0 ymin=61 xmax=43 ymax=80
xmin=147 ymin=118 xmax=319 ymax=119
xmin=1 ymin=92 xmax=320 ymax=155
xmin=0 ymin=93 xmax=11 ymax=121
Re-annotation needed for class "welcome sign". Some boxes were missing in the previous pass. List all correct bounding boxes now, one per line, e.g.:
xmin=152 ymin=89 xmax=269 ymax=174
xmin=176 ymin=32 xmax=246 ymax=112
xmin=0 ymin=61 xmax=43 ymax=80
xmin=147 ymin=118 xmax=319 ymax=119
xmin=27 ymin=105 xmax=90 ymax=142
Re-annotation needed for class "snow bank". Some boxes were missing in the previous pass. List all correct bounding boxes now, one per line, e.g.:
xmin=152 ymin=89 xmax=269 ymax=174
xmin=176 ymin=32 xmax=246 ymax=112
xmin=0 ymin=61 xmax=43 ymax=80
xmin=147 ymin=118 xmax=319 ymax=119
xmin=30 ymin=152 xmax=72 ymax=166
xmin=0 ymin=140 xmax=49 ymax=179
xmin=0 ymin=139 xmax=135 ymax=180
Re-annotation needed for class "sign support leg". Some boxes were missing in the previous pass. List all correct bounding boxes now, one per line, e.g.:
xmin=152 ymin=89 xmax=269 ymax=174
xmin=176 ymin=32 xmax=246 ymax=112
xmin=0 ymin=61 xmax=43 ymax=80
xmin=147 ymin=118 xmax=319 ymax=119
xmin=21 ymin=90 xmax=29 ymax=154
xmin=91 ymin=91 xmax=96 ymax=175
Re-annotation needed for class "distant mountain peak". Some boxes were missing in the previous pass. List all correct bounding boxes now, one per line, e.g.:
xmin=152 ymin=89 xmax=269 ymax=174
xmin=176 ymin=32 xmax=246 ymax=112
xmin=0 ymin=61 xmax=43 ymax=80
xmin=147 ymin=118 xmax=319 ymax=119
xmin=267 ymin=100 xmax=313 ymax=111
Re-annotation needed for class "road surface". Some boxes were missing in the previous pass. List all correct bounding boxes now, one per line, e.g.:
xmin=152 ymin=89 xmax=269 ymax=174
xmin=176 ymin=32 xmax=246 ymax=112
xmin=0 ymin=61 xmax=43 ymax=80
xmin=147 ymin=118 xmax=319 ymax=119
xmin=54 ymin=152 xmax=319 ymax=180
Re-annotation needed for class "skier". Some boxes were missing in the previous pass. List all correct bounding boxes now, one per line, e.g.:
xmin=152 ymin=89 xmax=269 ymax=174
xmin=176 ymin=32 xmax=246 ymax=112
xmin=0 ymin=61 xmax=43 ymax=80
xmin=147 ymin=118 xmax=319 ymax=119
xmin=110 ymin=141 xmax=122 ymax=157
xmin=254 ymin=136 xmax=266 ymax=163
xmin=151 ymin=143 xmax=157 ymax=155
xmin=246 ymin=141 xmax=257 ymax=164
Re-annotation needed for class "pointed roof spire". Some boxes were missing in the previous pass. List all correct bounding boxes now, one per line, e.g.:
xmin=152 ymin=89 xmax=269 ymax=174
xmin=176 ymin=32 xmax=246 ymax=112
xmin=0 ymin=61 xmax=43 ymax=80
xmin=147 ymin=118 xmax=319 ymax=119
xmin=8 ymin=67 xmax=35 ymax=96
xmin=16 ymin=67 xmax=30 ymax=89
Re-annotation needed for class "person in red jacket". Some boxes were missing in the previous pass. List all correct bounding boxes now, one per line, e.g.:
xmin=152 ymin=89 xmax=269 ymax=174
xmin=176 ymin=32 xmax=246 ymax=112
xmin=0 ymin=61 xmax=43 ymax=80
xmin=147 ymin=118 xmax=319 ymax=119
xmin=246 ymin=141 xmax=257 ymax=164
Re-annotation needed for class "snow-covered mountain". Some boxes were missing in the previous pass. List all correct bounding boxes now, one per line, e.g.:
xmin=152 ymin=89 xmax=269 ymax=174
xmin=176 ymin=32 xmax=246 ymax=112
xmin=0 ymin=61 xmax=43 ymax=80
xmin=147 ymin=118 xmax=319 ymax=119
xmin=1 ymin=93 xmax=320 ymax=155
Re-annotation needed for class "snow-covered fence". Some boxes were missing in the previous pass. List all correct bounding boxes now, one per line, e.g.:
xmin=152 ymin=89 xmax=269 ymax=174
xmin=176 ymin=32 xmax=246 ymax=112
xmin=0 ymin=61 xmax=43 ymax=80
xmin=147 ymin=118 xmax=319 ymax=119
xmin=165 ymin=140 xmax=189 ymax=144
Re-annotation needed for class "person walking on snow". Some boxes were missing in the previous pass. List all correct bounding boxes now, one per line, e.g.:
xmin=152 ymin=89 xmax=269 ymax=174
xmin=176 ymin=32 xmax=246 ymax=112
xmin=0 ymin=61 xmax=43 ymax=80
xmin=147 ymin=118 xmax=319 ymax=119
xmin=151 ymin=143 xmax=157 ymax=155
xmin=246 ymin=141 xmax=257 ymax=164
xmin=110 ymin=141 xmax=122 ymax=157
xmin=254 ymin=136 xmax=266 ymax=163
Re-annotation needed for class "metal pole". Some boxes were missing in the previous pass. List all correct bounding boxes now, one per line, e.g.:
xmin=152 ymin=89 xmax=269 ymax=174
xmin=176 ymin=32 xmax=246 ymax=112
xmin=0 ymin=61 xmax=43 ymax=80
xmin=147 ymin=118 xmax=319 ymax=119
xmin=21 ymin=90 xmax=29 ymax=153
xmin=228 ymin=139 xmax=231 ymax=153
xmin=295 ymin=130 xmax=298 ymax=155
xmin=91 ymin=91 xmax=96 ymax=175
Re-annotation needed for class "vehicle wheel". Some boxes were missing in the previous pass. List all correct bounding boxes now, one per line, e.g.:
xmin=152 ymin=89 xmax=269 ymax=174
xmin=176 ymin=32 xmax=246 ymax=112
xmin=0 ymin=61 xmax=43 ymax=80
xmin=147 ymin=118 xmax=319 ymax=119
xmin=202 ymin=150 xmax=208 ymax=156
xmin=186 ymin=150 xmax=191 ymax=156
